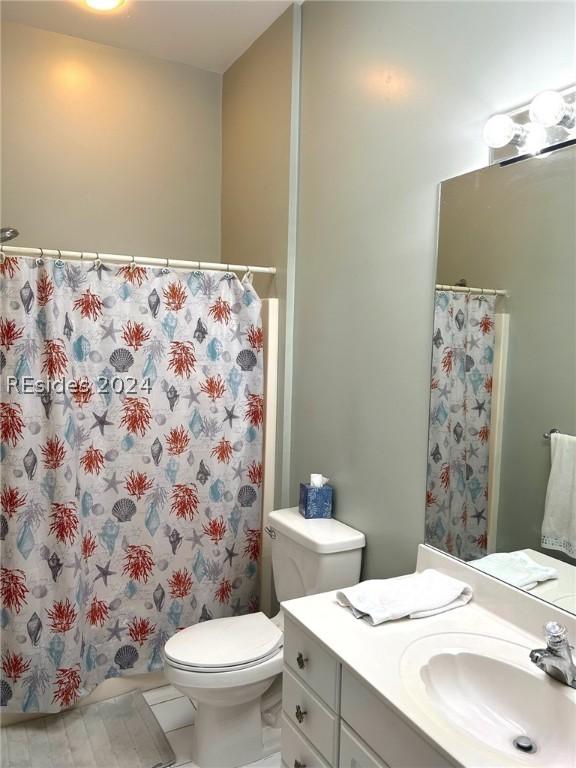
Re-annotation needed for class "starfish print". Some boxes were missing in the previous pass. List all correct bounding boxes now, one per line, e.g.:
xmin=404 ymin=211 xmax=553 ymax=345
xmin=472 ymin=507 xmax=486 ymax=525
xmin=100 ymin=319 xmax=118 ymax=342
xmin=91 ymin=410 xmax=113 ymax=435
xmin=103 ymin=471 xmax=122 ymax=493
xmin=106 ymin=618 xmax=125 ymax=642
xmin=229 ymin=324 xmax=244 ymax=344
xmin=472 ymin=399 xmax=486 ymax=416
xmin=183 ymin=386 xmax=200 ymax=407
xmin=88 ymin=261 xmax=112 ymax=280
xmin=188 ymin=529 xmax=204 ymax=549
xmin=57 ymin=392 xmax=73 ymax=415
xmin=224 ymin=544 xmax=238 ymax=566
xmin=94 ymin=560 xmax=116 ymax=587
xmin=223 ymin=406 xmax=239 ymax=428
xmin=232 ymin=462 xmax=245 ymax=481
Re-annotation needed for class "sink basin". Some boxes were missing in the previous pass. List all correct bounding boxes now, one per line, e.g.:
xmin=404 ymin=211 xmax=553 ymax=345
xmin=400 ymin=632 xmax=576 ymax=767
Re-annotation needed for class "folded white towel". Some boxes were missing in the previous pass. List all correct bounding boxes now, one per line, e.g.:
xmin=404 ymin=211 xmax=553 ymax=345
xmin=542 ymin=433 xmax=576 ymax=561
xmin=472 ymin=551 xmax=558 ymax=590
xmin=335 ymin=569 xmax=473 ymax=625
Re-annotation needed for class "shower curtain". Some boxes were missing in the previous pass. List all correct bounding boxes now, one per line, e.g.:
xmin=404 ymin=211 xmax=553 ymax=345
xmin=0 ymin=256 xmax=264 ymax=712
xmin=425 ymin=290 xmax=496 ymax=562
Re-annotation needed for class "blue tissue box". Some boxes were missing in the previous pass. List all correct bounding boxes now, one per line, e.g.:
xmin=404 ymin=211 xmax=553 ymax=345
xmin=299 ymin=483 xmax=333 ymax=519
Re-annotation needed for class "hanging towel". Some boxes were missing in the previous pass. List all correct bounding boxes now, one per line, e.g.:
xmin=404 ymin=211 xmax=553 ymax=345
xmin=473 ymin=551 xmax=558 ymax=590
xmin=541 ymin=433 xmax=576 ymax=561
xmin=335 ymin=569 xmax=473 ymax=625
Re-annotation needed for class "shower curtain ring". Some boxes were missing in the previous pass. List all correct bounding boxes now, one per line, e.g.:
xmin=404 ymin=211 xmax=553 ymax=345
xmin=36 ymin=248 xmax=44 ymax=267
xmin=129 ymin=254 xmax=136 ymax=271
xmin=161 ymin=257 xmax=169 ymax=274
xmin=55 ymin=249 xmax=64 ymax=268
xmin=94 ymin=253 xmax=102 ymax=269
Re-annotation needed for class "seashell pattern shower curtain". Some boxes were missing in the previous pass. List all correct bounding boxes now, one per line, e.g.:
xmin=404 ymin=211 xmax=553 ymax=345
xmin=0 ymin=256 xmax=264 ymax=712
xmin=425 ymin=291 xmax=496 ymax=562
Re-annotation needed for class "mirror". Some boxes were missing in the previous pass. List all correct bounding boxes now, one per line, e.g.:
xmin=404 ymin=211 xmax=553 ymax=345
xmin=424 ymin=144 xmax=576 ymax=614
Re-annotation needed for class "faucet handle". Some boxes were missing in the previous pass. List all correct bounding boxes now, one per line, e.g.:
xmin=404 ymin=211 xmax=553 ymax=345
xmin=545 ymin=621 xmax=568 ymax=648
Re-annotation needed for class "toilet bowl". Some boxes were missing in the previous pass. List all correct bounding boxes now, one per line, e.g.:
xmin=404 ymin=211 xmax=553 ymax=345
xmin=163 ymin=507 xmax=366 ymax=768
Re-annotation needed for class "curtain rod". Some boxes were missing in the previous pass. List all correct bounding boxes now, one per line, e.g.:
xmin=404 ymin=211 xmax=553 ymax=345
xmin=436 ymin=283 xmax=509 ymax=297
xmin=0 ymin=245 xmax=276 ymax=276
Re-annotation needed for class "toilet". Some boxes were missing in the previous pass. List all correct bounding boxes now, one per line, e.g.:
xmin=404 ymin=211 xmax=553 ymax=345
xmin=163 ymin=507 xmax=365 ymax=768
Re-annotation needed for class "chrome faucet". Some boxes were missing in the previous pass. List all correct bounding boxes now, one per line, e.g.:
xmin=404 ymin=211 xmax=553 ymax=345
xmin=529 ymin=621 xmax=576 ymax=689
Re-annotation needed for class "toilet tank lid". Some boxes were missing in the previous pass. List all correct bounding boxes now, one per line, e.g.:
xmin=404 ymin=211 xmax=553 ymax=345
xmin=268 ymin=507 xmax=366 ymax=554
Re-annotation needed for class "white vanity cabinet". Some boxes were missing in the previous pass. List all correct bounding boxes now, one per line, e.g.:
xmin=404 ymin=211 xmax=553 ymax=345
xmin=281 ymin=617 xmax=455 ymax=768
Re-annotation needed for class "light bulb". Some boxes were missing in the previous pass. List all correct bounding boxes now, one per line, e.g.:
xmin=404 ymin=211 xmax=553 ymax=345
xmin=482 ymin=114 xmax=521 ymax=149
xmin=529 ymin=90 xmax=575 ymax=128
xmin=85 ymin=0 xmax=125 ymax=11
xmin=520 ymin=122 xmax=548 ymax=155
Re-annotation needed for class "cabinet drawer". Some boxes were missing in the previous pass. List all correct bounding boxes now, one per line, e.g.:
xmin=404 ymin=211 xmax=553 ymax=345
xmin=283 ymin=667 xmax=338 ymax=764
xmin=282 ymin=714 xmax=331 ymax=768
xmin=284 ymin=617 xmax=340 ymax=710
xmin=341 ymin=669 xmax=455 ymax=768
xmin=340 ymin=723 xmax=389 ymax=768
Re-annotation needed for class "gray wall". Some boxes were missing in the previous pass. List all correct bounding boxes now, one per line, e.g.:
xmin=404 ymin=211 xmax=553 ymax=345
xmin=1 ymin=22 xmax=221 ymax=260
xmin=437 ymin=147 xmax=576 ymax=557
xmin=291 ymin=1 xmax=576 ymax=579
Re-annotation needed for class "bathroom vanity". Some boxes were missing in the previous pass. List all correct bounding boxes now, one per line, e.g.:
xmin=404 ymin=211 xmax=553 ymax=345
xmin=280 ymin=546 xmax=576 ymax=768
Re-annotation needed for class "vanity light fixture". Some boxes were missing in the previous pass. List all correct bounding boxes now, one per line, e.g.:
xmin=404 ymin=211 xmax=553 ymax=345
xmin=529 ymin=90 xmax=576 ymax=129
xmin=84 ymin=0 xmax=126 ymax=11
xmin=482 ymin=114 xmax=547 ymax=154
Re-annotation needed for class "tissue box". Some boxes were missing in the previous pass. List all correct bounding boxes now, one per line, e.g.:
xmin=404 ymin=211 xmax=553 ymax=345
xmin=299 ymin=483 xmax=333 ymax=519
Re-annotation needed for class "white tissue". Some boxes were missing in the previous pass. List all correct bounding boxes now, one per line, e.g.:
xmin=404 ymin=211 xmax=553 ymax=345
xmin=310 ymin=474 xmax=329 ymax=487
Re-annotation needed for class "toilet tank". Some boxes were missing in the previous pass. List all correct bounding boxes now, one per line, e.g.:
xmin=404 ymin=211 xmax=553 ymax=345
xmin=267 ymin=507 xmax=365 ymax=602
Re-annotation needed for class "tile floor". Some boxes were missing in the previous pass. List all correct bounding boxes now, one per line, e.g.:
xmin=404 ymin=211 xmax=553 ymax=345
xmin=143 ymin=685 xmax=281 ymax=768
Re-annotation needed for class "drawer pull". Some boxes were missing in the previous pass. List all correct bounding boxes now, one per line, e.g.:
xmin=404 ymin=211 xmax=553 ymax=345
xmin=294 ymin=761 xmax=306 ymax=768
xmin=296 ymin=652 xmax=308 ymax=669
xmin=295 ymin=704 xmax=307 ymax=723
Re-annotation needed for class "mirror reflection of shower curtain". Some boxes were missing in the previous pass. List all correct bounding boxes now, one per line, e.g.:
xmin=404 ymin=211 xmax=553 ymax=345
xmin=425 ymin=291 xmax=497 ymax=561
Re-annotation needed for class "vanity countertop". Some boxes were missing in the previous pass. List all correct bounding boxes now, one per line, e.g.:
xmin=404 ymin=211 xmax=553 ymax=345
xmin=281 ymin=549 xmax=576 ymax=768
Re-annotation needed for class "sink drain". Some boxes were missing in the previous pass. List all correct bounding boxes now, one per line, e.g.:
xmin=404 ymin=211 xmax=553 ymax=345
xmin=513 ymin=736 xmax=537 ymax=754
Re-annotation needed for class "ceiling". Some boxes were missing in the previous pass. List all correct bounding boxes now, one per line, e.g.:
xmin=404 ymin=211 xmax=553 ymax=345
xmin=1 ymin=0 xmax=292 ymax=73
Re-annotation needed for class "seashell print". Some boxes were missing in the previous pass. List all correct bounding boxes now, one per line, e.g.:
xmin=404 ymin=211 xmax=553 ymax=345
xmin=23 ymin=448 xmax=38 ymax=480
xmin=105 ymin=450 xmax=119 ymax=462
xmin=432 ymin=328 xmax=443 ymax=349
xmin=63 ymin=313 xmax=74 ymax=340
xmin=151 ymin=438 xmax=163 ymax=466
xmin=153 ymin=584 xmax=165 ymax=611
xmin=0 ymin=681 xmax=13 ymax=707
xmin=157 ymin=559 xmax=169 ymax=572
xmin=148 ymin=289 xmax=161 ymax=318
xmin=0 ymin=350 xmax=5 ymax=373
xmin=0 ymin=515 xmax=8 ymax=541
xmin=168 ymin=528 xmax=182 ymax=555
xmin=109 ymin=348 xmax=134 ymax=373
xmin=39 ymin=390 xmax=52 ymax=418
xmin=19 ymin=281 xmax=34 ymax=314
xmin=31 ymin=585 xmax=48 ymax=599
xmin=196 ymin=460 xmax=210 ymax=486
xmin=48 ymin=553 xmax=63 ymax=582
xmin=166 ymin=385 xmax=179 ymax=412
xmin=199 ymin=604 xmax=213 ymax=623
xmin=114 ymin=645 xmax=139 ymax=670
xmin=26 ymin=612 xmax=42 ymax=646
xmin=112 ymin=498 xmax=137 ymax=523
xmin=236 ymin=349 xmax=257 ymax=372
xmin=109 ymin=598 xmax=122 ymax=611
xmin=238 ymin=485 xmax=257 ymax=508
xmin=73 ymin=335 xmax=91 ymax=362
xmin=193 ymin=318 xmax=208 ymax=343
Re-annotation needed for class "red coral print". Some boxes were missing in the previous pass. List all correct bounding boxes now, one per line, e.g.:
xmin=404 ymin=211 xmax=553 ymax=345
xmin=0 ymin=403 xmax=25 ymax=446
xmin=122 ymin=321 xmax=151 ymax=351
xmin=168 ymin=568 xmax=193 ymax=599
xmin=117 ymin=265 xmax=148 ymax=287
xmin=247 ymin=461 xmax=263 ymax=488
xmin=478 ymin=425 xmax=490 ymax=444
xmin=431 ymin=377 xmax=439 ymax=390
xmin=479 ymin=314 xmax=494 ymax=335
xmin=246 ymin=325 xmax=264 ymax=352
xmin=42 ymin=339 xmax=68 ymax=378
xmin=209 ymin=298 xmax=232 ymax=325
xmin=80 ymin=445 xmax=105 ymax=475
xmin=441 ymin=348 xmax=453 ymax=376
xmin=41 ymin=436 xmax=67 ymax=469
xmin=484 ymin=376 xmax=493 ymax=394
xmin=445 ymin=531 xmax=454 ymax=554
xmin=127 ymin=617 xmax=156 ymax=646
xmin=120 ymin=397 xmax=152 ymax=436
xmin=1 ymin=650 xmax=31 ymax=683
xmin=0 ymin=255 xmax=19 ymax=278
xmin=439 ymin=463 xmax=450 ymax=491
xmin=125 ymin=471 xmax=153 ymax=500
xmin=47 ymin=598 xmax=77 ymax=633
xmin=168 ymin=341 xmax=196 ymax=378
xmin=122 ymin=544 xmax=155 ymax=583
xmin=52 ymin=666 xmax=81 ymax=708
xmin=170 ymin=484 xmax=199 ymax=521
xmin=244 ymin=528 xmax=261 ymax=562
xmin=0 ymin=568 xmax=28 ymax=614
xmin=200 ymin=374 xmax=226 ymax=403
xmin=215 ymin=578 xmax=232 ymax=604
xmin=73 ymin=289 xmax=103 ymax=321
xmin=425 ymin=490 xmax=437 ymax=508
xmin=244 ymin=394 xmax=264 ymax=428
xmin=81 ymin=531 xmax=97 ymax=560
xmin=71 ymin=377 xmax=93 ymax=408
xmin=163 ymin=281 xmax=187 ymax=311
xmin=0 ymin=318 xmax=24 ymax=350
xmin=166 ymin=426 xmax=190 ymax=456
xmin=202 ymin=515 xmax=227 ymax=544
xmin=0 ymin=486 xmax=27 ymax=518
xmin=49 ymin=502 xmax=78 ymax=544
xmin=37 ymin=274 xmax=54 ymax=306
xmin=211 ymin=438 xmax=233 ymax=464
xmin=476 ymin=532 xmax=488 ymax=551
xmin=86 ymin=596 xmax=109 ymax=627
